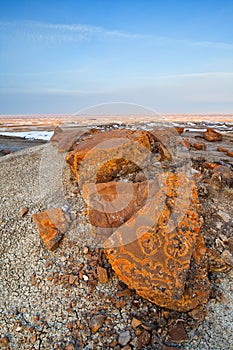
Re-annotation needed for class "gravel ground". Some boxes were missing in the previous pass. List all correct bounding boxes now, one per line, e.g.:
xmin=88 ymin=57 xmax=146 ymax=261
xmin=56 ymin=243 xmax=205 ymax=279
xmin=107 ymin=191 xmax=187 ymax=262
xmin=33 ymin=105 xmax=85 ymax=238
xmin=0 ymin=131 xmax=233 ymax=349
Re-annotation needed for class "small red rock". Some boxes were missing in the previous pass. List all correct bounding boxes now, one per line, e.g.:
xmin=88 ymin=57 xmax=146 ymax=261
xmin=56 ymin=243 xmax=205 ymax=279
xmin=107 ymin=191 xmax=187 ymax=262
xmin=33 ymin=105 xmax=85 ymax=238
xmin=203 ymin=128 xmax=222 ymax=142
xmin=69 ymin=274 xmax=78 ymax=285
xmin=175 ymin=127 xmax=184 ymax=134
xmin=21 ymin=207 xmax=29 ymax=217
xmin=227 ymin=150 xmax=233 ymax=157
xmin=194 ymin=142 xmax=206 ymax=151
xmin=227 ymin=237 xmax=233 ymax=255
xmin=167 ymin=321 xmax=188 ymax=343
xmin=183 ymin=139 xmax=191 ymax=149
xmin=137 ymin=330 xmax=151 ymax=347
xmin=131 ymin=317 xmax=142 ymax=329
xmin=97 ymin=266 xmax=108 ymax=283
xmin=32 ymin=208 xmax=70 ymax=251
xmin=88 ymin=314 xmax=106 ymax=333
xmin=0 ymin=336 xmax=9 ymax=346
xmin=30 ymin=334 xmax=37 ymax=343
xmin=217 ymin=147 xmax=228 ymax=153
xmin=30 ymin=274 xmax=36 ymax=286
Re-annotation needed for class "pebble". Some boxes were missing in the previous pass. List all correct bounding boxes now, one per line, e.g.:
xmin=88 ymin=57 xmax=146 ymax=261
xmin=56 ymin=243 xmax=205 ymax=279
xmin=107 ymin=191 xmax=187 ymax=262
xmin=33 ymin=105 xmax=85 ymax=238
xmin=137 ymin=330 xmax=151 ymax=347
xmin=83 ymin=275 xmax=89 ymax=281
xmin=20 ymin=207 xmax=29 ymax=217
xmin=217 ymin=210 xmax=231 ymax=222
xmin=88 ymin=314 xmax=106 ymax=333
xmin=167 ymin=321 xmax=188 ymax=343
xmin=221 ymin=250 xmax=233 ymax=267
xmin=0 ymin=336 xmax=9 ymax=346
xmin=97 ymin=266 xmax=108 ymax=283
xmin=227 ymin=237 xmax=233 ymax=254
xmin=227 ymin=150 xmax=233 ymax=157
xmin=83 ymin=246 xmax=89 ymax=254
xmin=131 ymin=317 xmax=142 ymax=329
xmin=118 ymin=330 xmax=131 ymax=346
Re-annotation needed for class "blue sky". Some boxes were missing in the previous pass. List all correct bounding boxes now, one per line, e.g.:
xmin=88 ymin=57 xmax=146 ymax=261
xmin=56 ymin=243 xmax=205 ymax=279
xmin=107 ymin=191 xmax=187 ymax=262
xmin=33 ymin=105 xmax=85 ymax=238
xmin=0 ymin=0 xmax=233 ymax=114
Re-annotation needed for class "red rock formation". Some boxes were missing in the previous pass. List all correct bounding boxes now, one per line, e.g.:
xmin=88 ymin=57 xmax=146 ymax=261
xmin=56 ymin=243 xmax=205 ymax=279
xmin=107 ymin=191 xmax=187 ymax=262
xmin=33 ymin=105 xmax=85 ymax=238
xmin=66 ymin=129 xmax=153 ymax=185
xmin=65 ymin=128 xmax=211 ymax=311
xmin=104 ymin=172 xmax=210 ymax=312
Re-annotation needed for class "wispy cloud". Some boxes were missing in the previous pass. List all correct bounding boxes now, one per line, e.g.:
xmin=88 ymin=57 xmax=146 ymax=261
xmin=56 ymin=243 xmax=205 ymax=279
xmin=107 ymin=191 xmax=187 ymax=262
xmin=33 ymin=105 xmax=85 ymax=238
xmin=0 ymin=20 xmax=233 ymax=49
xmin=134 ymin=72 xmax=233 ymax=81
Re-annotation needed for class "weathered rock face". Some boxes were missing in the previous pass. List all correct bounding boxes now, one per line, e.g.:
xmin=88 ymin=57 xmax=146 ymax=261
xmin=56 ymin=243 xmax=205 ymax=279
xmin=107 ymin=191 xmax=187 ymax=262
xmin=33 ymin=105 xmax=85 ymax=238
xmin=82 ymin=180 xmax=158 ymax=229
xmin=50 ymin=126 xmax=99 ymax=152
xmin=66 ymin=129 xmax=153 ymax=185
xmin=32 ymin=208 xmax=70 ymax=251
xmin=104 ymin=172 xmax=210 ymax=312
xmin=203 ymin=128 xmax=222 ymax=142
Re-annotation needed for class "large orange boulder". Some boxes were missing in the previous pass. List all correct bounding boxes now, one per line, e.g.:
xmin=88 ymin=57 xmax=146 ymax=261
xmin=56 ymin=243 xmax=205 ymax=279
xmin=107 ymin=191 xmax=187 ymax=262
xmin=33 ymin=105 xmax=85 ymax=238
xmin=66 ymin=129 xmax=154 ymax=185
xmin=104 ymin=172 xmax=210 ymax=312
xmin=32 ymin=208 xmax=70 ymax=251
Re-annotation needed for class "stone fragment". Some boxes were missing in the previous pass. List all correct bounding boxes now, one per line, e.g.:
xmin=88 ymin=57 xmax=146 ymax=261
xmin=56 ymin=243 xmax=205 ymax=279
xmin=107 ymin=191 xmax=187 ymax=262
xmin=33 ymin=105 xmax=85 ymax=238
xmin=115 ymin=288 xmax=131 ymax=297
xmin=66 ymin=129 xmax=153 ymax=185
xmin=217 ymin=147 xmax=227 ymax=153
xmin=50 ymin=126 xmax=88 ymax=152
xmin=118 ymin=331 xmax=131 ymax=346
xmin=206 ymin=248 xmax=230 ymax=273
xmin=188 ymin=305 xmax=206 ymax=322
xmin=121 ymin=346 xmax=132 ymax=350
xmin=203 ymin=128 xmax=222 ymax=142
xmin=157 ymin=143 xmax=172 ymax=161
xmin=1 ymin=149 xmax=12 ymax=155
xmin=137 ymin=330 xmax=151 ymax=347
xmin=227 ymin=150 xmax=233 ymax=157
xmin=32 ymin=208 xmax=70 ymax=251
xmin=135 ymin=171 xmax=147 ymax=182
xmin=212 ymin=165 xmax=233 ymax=188
xmin=227 ymin=237 xmax=233 ymax=255
xmin=97 ymin=266 xmax=108 ymax=283
xmin=175 ymin=127 xmax=184 ymax=134
xmin=194 ymin=142 xmax=206 ymax=151
xmin=167 ymin=321 xmax=188 ymax=343
xmin=88 ymin=314 xmax=106 ymax=333
xmin=30 ymin=274 xmax=36 ymax=285
xmin=217 ymin=210 xmax=231 ymax=222
xmin=131 ymin=317 xmax=142 ymax=329
xmin=183 ymin=139 xmax=191 ymax=149
xmin=21 ymin=207 xmax=29 ymax=217
xmin=0 ymin=336 xmax=9 ymax=347
xmin=69 ymin=274 xmax=78 ymax=285
xmin=30 ymin=334 xmax=37 ymax=343
xmin=221 ymin=250 xmax=233 ymax=267
xmin=105 ymin=172 xmax=210 ymax=312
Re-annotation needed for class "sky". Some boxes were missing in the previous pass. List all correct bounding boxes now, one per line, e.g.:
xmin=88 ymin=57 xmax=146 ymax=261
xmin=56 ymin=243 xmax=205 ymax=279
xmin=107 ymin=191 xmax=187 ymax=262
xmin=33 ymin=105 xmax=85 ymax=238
xmin=0 ymin=0 xmax=233 ymax=115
